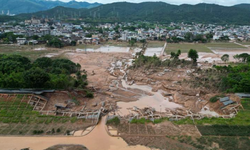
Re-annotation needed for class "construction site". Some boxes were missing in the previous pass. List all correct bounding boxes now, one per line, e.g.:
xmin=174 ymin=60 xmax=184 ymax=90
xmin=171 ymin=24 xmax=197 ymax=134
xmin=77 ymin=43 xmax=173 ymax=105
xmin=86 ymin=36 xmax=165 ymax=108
xmin=0 ymin=41 xmax=250 ymax=150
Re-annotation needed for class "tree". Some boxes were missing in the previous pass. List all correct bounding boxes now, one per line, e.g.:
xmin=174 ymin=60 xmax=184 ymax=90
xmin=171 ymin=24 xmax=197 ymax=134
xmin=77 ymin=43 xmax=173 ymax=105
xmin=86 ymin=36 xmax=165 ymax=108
xmin=194 ymin=34 xmax=207 ymax=43
xmin=70 ymin=41 xmax=76 ymax=46
xmin=56 ymin=128 xmax=61 ymax=133
xmin=47 ymin=37 xmax=63 ymax=48
xmin=238 ymin=53 xmax=250 ymax=63
xmin=221 ymin=54 xmax=229 ymax=63
xmin=31 ymin=35 xmax=39 ymax=40
xmin=33 ymin=57 xmax=52 ymax=69
xmin=23 ymin=68 xmax=50 ymax=88
xmin=85 ymin=34 xmax=92 ymax=38
xmin=140 ymin=39 xmax=146 ymax=44
xmin=0 ymin=32 xmax=19 ymax=43
xmin=233 ymin=54 xmax=240 ymax=62
xmin=52 ymin=128 xmax=55 ymax=134
xmin=76 ymin=63 xmax=81 ymax=72
xmin=51 ymin=59 xmax=78 ymax=74
xmin=188 ymin=49 xmax=198 ymax=63
xmin=129 ymin=38 xmax=136 ymax=47
xmin=247 ymin=56 xmax=250 ymax=63
xmin=170 ymin=50 xmax=181 ymax=60
xmin=98 ymin=28 xmax=103 ymax=34
xmin=184 ymin=32 xmax=194 ymax=42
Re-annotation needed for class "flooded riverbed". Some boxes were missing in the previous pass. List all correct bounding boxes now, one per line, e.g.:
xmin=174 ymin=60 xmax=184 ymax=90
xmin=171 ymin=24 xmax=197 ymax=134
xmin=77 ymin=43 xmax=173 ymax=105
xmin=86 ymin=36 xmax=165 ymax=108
xmin=117 ymin=80 xmax=182 ymax=115
xmin=0 ymin=116 xmax=150 ymax=150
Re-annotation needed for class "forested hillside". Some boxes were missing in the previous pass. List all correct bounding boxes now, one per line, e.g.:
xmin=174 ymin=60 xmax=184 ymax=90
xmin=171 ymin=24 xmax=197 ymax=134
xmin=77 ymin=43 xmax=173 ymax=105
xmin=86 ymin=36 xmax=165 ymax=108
xmin=14 ymin=2 xmax=250 ymax=24
xmin=0 ymin=0 xmax=101 ymax=14
xmin=1 ymin=2 xmax=250 ymax=24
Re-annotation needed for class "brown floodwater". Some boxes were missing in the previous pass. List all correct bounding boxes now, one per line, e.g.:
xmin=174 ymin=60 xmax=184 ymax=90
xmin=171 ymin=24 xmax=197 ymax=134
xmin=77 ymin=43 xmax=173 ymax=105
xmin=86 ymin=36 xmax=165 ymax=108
xmin=117 ymin=80 xmax=182 ymax=115
xmin=0 ymin=116 xmax=151 ymax=150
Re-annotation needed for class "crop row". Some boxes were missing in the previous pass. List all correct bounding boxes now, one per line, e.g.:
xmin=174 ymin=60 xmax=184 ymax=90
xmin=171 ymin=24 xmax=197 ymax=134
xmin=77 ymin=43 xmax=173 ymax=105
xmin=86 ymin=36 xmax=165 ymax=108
xmin=198 ymin=125 xmax=250 ymax=136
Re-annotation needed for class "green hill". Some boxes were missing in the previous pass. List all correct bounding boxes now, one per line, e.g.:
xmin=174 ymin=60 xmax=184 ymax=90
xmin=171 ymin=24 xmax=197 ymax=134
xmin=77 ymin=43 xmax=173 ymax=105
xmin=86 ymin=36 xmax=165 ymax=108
xmin=3 ymin=2 xmax=250 ymax=24
xmin=0 ymin=0 xmax=101 ymax=14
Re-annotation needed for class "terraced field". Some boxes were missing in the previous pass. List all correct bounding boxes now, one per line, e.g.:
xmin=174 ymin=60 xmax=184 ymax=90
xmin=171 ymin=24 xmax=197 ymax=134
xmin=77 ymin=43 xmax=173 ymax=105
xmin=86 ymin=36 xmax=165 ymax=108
xmin=0 ymin=94 xmax=92 ymax=136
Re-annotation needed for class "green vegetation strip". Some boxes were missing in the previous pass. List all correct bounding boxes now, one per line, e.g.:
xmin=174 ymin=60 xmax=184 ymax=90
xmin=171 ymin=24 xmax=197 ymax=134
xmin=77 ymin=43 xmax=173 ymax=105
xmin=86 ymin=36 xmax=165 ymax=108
xmin=197 ymin=125 xmax=250 ymax=136
xmin=176 ymin=136 xmax=250 ymax=150
xmin=205 ymin=42 xmax=246 ymax=48
xmin=107 ymin=117 xmax=120 ymax=126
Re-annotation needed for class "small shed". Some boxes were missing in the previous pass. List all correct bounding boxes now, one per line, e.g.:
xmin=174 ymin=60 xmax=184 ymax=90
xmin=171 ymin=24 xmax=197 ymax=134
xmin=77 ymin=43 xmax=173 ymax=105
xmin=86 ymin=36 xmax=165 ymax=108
xmin=220 ymin=97 xmax=230 ymax=102
xmin=220 ymin=97 xmax=235 ymax=108
xmin=236 ymin=93 xmax=250 ymax=98
xmin=16 ymin=37 xmax=27 ymax=45
xmin=223 ymin=100 xmax=235 ymax=106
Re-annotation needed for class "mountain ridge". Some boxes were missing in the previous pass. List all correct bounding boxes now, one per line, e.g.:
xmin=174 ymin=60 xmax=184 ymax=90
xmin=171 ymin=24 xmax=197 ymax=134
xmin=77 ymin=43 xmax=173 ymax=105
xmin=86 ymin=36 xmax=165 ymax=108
xmin=1 ymin=2 xmax=250 ymax=25
xmin=0 ymin=0 xmax=101 ymax=14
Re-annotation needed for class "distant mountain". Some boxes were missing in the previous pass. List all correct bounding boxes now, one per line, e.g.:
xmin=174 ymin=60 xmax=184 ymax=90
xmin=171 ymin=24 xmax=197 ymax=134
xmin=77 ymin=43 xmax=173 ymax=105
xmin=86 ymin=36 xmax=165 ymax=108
xmin=13 ymin=2 xmax=250 ymax=25
xmin=235 ymin=4 xmax=250 ymax=10
xmin=0 ymin=0 xmax=101 ymax=14
xmin=17 ymin=6 xmax=88 ymax=20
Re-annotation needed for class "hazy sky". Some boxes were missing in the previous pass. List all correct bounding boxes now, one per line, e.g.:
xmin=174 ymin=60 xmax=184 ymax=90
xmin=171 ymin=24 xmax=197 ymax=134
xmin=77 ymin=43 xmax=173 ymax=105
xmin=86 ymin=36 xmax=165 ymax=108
xmin=60 ymin=0 xmax=250 ymax=6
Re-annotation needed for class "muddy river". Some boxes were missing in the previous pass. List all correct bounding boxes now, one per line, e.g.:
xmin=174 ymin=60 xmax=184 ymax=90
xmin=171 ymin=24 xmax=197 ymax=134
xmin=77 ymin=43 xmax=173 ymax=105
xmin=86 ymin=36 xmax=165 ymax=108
xmin=0 ymin=79 xmax=182 ymax=150
xmin=0 ymin=116 xmax=151 ymax=150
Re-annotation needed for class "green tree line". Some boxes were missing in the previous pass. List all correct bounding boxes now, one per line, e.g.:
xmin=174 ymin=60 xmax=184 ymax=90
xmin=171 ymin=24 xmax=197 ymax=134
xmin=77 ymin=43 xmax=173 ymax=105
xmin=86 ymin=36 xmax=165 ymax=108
xmin=0 ymin=54 xmax=87 ymax=89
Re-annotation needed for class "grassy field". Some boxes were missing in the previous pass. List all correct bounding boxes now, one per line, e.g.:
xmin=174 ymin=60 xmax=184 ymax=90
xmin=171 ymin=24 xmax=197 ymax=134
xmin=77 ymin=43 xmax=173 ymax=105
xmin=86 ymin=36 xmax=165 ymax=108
xmin=74 ymin=44 xmax=101 ymax=50
xmin=147 ymin=41 xmax=165 ymax=48
xmin=0 ymin=44 xmax=60 ymax=61
xmin=205 ymin=42 xmax=246 ymax=48
xmin=239 ymin=42 xmax=250 ymax=45
xmin=104 ymin=41 xmax=131 ymax=47
xmin=165 ymin=42 xmax=248 ymax=54
xmin=0 ymin=41 xmax=247 ymax=61
xmin=166 ymin=43 xmax=212 ymax=53
xmin=175 ymin=135 xmax=250 ymax=150
xmin=0 ymin=95 xmax=92 ymax=136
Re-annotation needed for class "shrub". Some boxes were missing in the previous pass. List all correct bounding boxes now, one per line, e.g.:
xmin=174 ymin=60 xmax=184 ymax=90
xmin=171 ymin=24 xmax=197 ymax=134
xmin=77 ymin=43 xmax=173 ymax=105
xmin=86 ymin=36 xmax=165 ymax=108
xmin=56 ymin=128 xmax=61 ymax=133
xmin=70 ymin=117 xmax=77 ymax=123
xmin=130 ymin=118 xmax=151 ymax=124
xmin=33 ymin=130 xmax=37 ymax=134
xmin=210 ymin=96 xmax=219 ymax=103
xmin=107 ymin=117 xmax=120 ymax=126
xmin=86 ymin=91 xmax=94 ymax=98
xmin=66 ymin=130 xmax=70 ymax=135
xmin=52 ymin=128 xmax=55 ymax=134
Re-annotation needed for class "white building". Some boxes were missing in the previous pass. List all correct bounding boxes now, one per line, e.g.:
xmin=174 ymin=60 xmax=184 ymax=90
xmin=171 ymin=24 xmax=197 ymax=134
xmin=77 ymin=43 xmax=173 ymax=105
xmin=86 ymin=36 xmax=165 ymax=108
xmin=16 ymin=37 xmax=26 ymax=45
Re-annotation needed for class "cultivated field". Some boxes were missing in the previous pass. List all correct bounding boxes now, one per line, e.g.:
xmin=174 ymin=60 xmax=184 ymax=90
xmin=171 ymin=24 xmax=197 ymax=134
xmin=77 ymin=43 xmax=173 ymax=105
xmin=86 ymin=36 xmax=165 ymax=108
xmin=147 ymin=41 xmax=165 ymax=47
xmin=241 ymin=42 xmax=250 ymax=45
xmin=205 ymin=42 xmax=246 ymax=48
xmin=165 ymin=42 xmax=248 ymax=54
xmin=0 ymin=94 xmax=93 ymax=136
xmin=166 ymin=43 xmax=211 ymax=53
